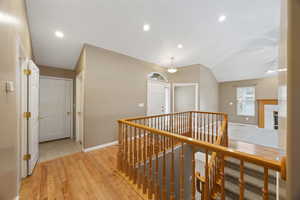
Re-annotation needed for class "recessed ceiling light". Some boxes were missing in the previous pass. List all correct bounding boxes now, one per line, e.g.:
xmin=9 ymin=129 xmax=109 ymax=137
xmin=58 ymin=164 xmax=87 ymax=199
xmin=218 ymin=15 xmax=226 ymax=23
xmin=55 ymin=31 xmax=64 ymax=38
xmin=266 ymin=68 xmax=287 ymax=74
xmin=0 ymin=12 xmax=19 ymax=24
xmin=177 ymin=44 xmax=183 ymax=49
xmin=143 ymin=24 xmax=150 ymax=32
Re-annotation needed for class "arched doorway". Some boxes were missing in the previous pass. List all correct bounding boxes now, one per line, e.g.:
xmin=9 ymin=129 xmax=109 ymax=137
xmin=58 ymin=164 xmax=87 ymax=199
xmin=147 ymin=72 xmax=171 ymax=115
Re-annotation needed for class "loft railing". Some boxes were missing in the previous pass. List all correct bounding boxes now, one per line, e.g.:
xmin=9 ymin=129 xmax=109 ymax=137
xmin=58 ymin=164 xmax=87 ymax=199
xmin=117 ymin=111 xmax=286 ymax=200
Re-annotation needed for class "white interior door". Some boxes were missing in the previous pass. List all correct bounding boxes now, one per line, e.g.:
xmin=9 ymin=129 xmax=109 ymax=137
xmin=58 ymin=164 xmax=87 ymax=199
xmin=148 ymin=81 xmax=170 ymax=115
xmin=28 ymin=60 xmax=40 ymax=175
xmin=39 ymin=77 xmax=73 ymax=142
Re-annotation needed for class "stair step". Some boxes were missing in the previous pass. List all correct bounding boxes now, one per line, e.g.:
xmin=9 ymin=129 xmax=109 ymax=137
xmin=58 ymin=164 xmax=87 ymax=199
xmin=224 ymin=158 xmax=286 ymax=200
xmin=224 ymin=167 xmax=286 ymax=196
xmin=224 ymin=178 xmax=262 ymax=200
xmin=225 ymin=158 xmax=277 ymax=183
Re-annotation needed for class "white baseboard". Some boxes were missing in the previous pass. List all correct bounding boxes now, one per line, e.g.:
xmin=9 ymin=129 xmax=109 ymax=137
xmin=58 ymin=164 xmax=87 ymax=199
xmin=229 ymin=122 xmax=258 ymax=128
xmin=15 ymin=196 xmax=19 ymax=200
xmin=83 ymin=141 xmax=118 ymax=152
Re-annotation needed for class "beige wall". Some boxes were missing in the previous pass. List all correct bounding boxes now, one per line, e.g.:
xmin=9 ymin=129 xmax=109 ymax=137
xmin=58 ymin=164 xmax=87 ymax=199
xmin=169 ymin=64 xmax=219 ymax=112
xmin=78 ymin=49 xmax=220 ymax=148
xmin=219 ymin=76 xmax=278 ymax=125
xmin=39 ymin=65 xmax=75 ymax=79
xmin=82 ymin=44 xmax=164 ymax=148
xmin=287 ymin=0 xmax=300 ymax=198
xmin=0 ymin=0 xmax=32 ymax=199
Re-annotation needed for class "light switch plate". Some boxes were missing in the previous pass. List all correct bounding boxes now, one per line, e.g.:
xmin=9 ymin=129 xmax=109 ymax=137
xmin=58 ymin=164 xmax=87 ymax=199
xmin=5 ymin=81 xmax=14 ymax=93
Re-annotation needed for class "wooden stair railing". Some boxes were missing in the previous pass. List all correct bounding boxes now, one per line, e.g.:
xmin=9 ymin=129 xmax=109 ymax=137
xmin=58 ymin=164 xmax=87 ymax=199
xmin=117 ymin=111 xmax=286 ymax=200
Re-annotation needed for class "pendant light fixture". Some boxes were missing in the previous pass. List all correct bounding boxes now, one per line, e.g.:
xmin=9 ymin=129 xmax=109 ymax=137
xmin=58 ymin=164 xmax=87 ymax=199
xmin=167 ymin=57 xmax=177 ymax=73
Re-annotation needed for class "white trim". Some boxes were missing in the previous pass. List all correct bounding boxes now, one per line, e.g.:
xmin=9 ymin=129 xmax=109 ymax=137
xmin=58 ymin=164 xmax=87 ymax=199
xmin=75 ymin=71 xmax=85 ymax=151
xmin=147 ymin=80 xmax=171 ymax=116
xmin=15 ymin=196 xmax=19 ymax=200
xmin=40 ymin=75 xmax=73 ymax=81
xmin=229 ymin=122 xmax=258 ymax=128
xmin=172 ymin=83 xmax=199 ymax=112
xmin=83 ymin=141 xmax=118 ymax=152
xmin=17 ymin=36 xmax=29 ymax=178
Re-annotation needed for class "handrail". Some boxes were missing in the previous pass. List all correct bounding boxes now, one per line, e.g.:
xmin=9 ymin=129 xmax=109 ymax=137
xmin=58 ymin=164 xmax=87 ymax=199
xmin=118 ymin=119 xmax=283 ymax=173
xmin=117 ymin=111 xmax=286 ymax=200
xmin=122 ymin=111 xmax=227 ymax=122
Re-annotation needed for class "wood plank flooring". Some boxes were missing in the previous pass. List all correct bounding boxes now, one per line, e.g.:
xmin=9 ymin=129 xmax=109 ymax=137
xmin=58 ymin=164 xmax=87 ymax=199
xmin=20 ymin=145 xmax=144 ymax=200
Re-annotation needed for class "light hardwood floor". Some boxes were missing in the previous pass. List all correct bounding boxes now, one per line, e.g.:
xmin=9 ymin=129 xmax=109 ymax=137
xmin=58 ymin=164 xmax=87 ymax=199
xmin=20 ymin=140 xmax=282 ymax=200
xmin=20 ymin=145 xmax=144 ymax=200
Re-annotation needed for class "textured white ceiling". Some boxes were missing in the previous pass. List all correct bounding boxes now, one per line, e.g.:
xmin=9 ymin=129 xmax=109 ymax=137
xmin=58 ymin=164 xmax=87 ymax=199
xmin=26 ymin=0 xmax=281 ymax=82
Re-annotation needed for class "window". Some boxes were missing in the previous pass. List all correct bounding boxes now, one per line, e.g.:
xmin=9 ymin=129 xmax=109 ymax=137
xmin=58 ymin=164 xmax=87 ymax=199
xmin=236 ymin=87 xmax=255 ymax=116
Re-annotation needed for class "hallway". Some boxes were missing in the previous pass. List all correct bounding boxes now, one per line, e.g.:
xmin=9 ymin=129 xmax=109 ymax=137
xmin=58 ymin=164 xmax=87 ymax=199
xmin=20 ymin=145 xmax=143 ymax=200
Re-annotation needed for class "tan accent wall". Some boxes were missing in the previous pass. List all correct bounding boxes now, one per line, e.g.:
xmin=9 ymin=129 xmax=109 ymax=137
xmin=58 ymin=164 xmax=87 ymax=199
xmin=287 ymin=0 xmax=300 ymax=198
xmin=39 ymin=65 xmax=75 ymax=79
xmin=82 ymin=44 xmax=165 ymax=148
xmin=219 ymin=76 xmax=278 ymax=125
xmin=79 ymin=47 xmax=219 ymax=148
xmin=169 ymin=64 xmax=219 ymax=112
xmin=0 ymin=0 xmax=32 ymax=199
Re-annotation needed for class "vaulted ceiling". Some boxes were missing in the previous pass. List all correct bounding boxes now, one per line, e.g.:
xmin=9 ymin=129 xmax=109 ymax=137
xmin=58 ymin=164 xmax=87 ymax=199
xmin=26 ymin=0 xmax=281 ymax=82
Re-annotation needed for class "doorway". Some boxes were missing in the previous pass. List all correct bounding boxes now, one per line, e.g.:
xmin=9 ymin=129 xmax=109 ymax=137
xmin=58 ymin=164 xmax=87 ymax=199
xmin=173 ymin=83 xmax=198 ymax=112
xmin=147 ymin=72 xmax=170 ymax=115
xmin=39 ymin=76 xmax=80 ymax=162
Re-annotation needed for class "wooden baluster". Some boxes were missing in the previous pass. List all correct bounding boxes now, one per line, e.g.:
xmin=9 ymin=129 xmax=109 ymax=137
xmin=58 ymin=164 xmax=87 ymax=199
xmin=117 ymin=122 xmax=121 ymax=170
xmin=180 ymin=142 xmax=185 ymax=200
xmin=216 ymin=115 xmax=219 ymax=142
xmin=196 ymin=113 xmax=199 ymax=140
xmin=192 ymin=148 xmax=196 ymax=200
xmin=211 ymin=114 xmax=214 ymax=143
xmin=200 ymin=113 xmax=203 ymax=141
xmin=133 ymin=127 xmax=137 ymax=184
xmin=148 ymin=131 xmax=153 ymax=199
xmin=137 ymin=128 xmax=142 ymax=189
xmin=205 ymin=150 xmax=209 ymax=199
xmin=129 ymin=126 xmax=133 ymax=179
xmin=177 ymin=113 xmax=179 ymax=134
xmin=190 ymin=112 xmax=193 ymax=138
xmin=220 ymin=155 xmax=225 ymax=200
xmin=204 ymin=114 xmax=207 ymax=142
xmin=143 ymin=124 xmax=148 ymax=194
xmin=170 ymin=137 xmax=175 ymax=200
xmin=263 ymin=167 xmax=269 ymax=200
xmin=124 ymin=125 xmax=128 ymax=176
xmin=162 ymin=136 xmax=167 ymax=200
xmin=179 ymin=113 xmax=181 ymax=135
xmin=209 ymin=114 xmax=212 ymax=143
xmin=240 ymin=160 xmax=245 ymax=200
xmin=155 ymin=134 xmax=160 ymax=200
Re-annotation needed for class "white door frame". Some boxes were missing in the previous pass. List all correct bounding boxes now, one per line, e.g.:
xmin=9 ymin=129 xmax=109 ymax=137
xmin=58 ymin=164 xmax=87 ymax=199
xmin=172 ymin=83 xmax=199 ymax=112
xmin=39 ymin=76 xmax=74 ymax=140
xmin=147 ymin=80 xmax=171 ymax=116
xmin=76 ymin=71 xmax=84 ymax=148
xmin=17 ymin=37 xmax=29 ymax=178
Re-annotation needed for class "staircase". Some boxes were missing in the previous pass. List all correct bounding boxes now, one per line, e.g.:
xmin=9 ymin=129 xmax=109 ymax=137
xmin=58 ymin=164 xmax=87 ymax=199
xmin=117 ymin=111 xmax=287 ymax=200
xmin=224 ymin=158 xmax=286 ymax=200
